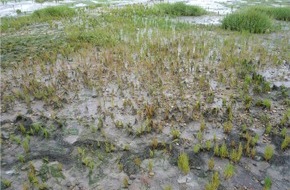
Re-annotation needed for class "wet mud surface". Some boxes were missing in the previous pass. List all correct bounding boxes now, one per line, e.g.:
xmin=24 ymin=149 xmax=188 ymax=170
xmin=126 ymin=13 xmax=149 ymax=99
xmin=1 ymin=1 xmax=290 ymax=190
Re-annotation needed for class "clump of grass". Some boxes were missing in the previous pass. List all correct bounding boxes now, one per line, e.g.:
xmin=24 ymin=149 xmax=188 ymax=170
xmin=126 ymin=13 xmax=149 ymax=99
xmin=265 ymin=124 xmax=272 ymax=134
xmin=81 ymin=156 xmax=95 ymax=170
xmin=281 ymin=136 xmax=290 ymax=150
xmin=205 ymin=140 xmax=212 ymax=151
xmin=223 ymin=164 xmax=235 ymax=179
xmin=65 ymin=24 xmax=118 ymax=47
xmin=193 ymin=144 xmax=201 ymax=153
xmin=148 ymin=160 xmax=153 ymax=172
xmin=247 ymin=6 xmax=290 ymax=21
xmin=22 ymin=136 xmax=30 ymax=153
xmin=200 ymin=119 xmax=206 ymax=132
xmin=32 ymin=6 xmax=76 ymax=19
xmin=163 ymin=185 xmax=172 ymax=190
xmin=264 ymin=176 xmax=272 ymax=190
xmin=205 ymin=172 xmax=220 ymax=190
xmin=178 ymin=152 xmax=190 ymax=174
xmin=1 ymin=179 xmax=12 ymax=188
xmin=156 ymin=2 xmax=206 ymax=16
xmin=123 ymin=176 xmax=129 ymax=188
xmin=280 ymin=109 xmax=290 ymax=126
xmin=151 ymin=137 xmax=159 ymax=149
xmin=281 ymin=127 xmax=287 ymax=137
xmin=214 ymin=144 xmax=220 ymax=156
xmin=171 ymin=129 xmax=181 ymax=140
xmin=222 ymin=9 xmax=273 ymax=33
xmin=223 ymin=121 xmax=233 ymax=134
xmin=255 ymin=99 xmax=272 ymax=110
xmin=220 ymin=143 xmax=228 ymax=158
xmin=35 ymin=0 xmax=46 ymax=2
xmin=208 ymin=158 xmax=215 ymax=170
xmin=1 ymin=6 xmax=75 ymax=32
xmin=264 ymin=145 xmax=274 ymax=161
xmin=197 ymin=130 xmax=203 ymax=142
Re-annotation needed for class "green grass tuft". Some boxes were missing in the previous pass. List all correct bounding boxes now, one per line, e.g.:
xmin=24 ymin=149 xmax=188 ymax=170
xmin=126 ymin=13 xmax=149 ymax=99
xmin=178 ymin=152 xmax=190 ymax=174
xmin=264 ymin=176 xmax=272 ymax=190
xmin=222 ymin=9 xmax=273 ymax=33
xmin=32 ymin=6 xmax=76 ymax=19
xmin=111 ymin=3 xmax=206 ymax=17
xmin=156 ymin=2 xmax=206 ymax=16
xmin=247 ymin=6 xmax=290 ymax=21
xmin=1 ymin=6 xmax=75 ymax=32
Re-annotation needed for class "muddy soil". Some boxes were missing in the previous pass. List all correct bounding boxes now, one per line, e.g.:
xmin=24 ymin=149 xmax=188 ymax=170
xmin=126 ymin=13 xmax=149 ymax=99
xmin=1 ymin=2 xmax=290 ymax=190
xmin=1 ymin=53 xmax=289 ymax=189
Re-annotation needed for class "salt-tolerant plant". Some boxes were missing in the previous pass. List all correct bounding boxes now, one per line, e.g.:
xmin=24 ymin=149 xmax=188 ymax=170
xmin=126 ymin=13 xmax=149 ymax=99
xmin=193 ymin=144 xmax=201 ymax=153
xmin=90 ymin=125 xmax=97 ymax=133
xmin=33 ymin=6 xmax=76 ymax=19
xmin=251 ymin=134 xmax=259 ymax=146
xmin=243 ymin=95 xmax=252 ymax=111
xmin=241 ymin=124 xmax=247 ymax=132
xmin=118 ymin=163 xmax=124 ymax=172
xmin=222 ymin=9 xmax=273 ymax=33
xmin=163 ymin=185 xmax=173 ymax=190
xmin=205 ymin=172 xmax=220 ymax=190
xmin=197 ymin=130 xmax=203 ymax=142
xmin=148 ymin=160 xmax=154 ymax=172
xmin=264 ymin=145 xmax=274 ymax=161
xmin=17 ymin=154 xmax=25 ymax=163
xmin=251 ymin=148 xmax=257 ymax=158
xmin=256 ymin=99 xmax=272 ymax=110
xmin=213 ymin=134 xmax=217 ymax=143
xmin=230 ymin=149 xmax=240 ymax=163
xmin=19 ymin=123 xmax=26 ymax=134
xmin=226 ymin=105 xmax=233 ymax=122
xmin=246 ymin=6 xmax=290 ymax=21
xmin=223 ymin=121 xmax=233 ymax=133
xmin=1 ymin=6 xmax=76 ymax=32
xmin=281 ymin=136 xmax=290 ymax=150
xmin=220 ymin=143 xmax=228 ymax=158
xmin=156 ymin=2 xmax=206 ymax=16
xmin=178 ymin=152 xmax=190 ymax=174
xmin=214 ymin=144 xmax=219 ymax=156
xmin=262 ymin=99 xmax=272 ymax=110
xmin=123 ymin=176 xmax=129 ymax=188
xmin=208 ymin=158 xmax=215 ymax=170
xmin=281 ymin=127 xmax=287 ymax=137
xmin=280 ymin=109 xmax=290 ymax=126
xmin=149 ymin=149 xmax=154 ymax=158
xmin=237 ymin=143 xmax=243 ymax=160
xmin=223 ymin=164 xmax=235 ymax=179
xmin=134 ymin=157 xmax=142 ymax=168
xmin=22 ymin=136 xmax=30 ymax=153
xmin=82 ymin=156 xmax=95 ymax=170
xmin=10 ymin=134 xmax=21 ymax=145
xmin=151 ymin=137 xmax=159 ymax=149
xmin=1 ymin=179 xmax=12 ymax=188
xmin=206 ymin=140 xmax=212 ymax=151
xmin=265 ymin=124 xmax=272 ymax=134
xmin=264 ymin=176 xmax=272 ymax=190
xmin=200 ymin=119 xmax=206 ymax=132
xmin=98 ymin=117 xmax=104 ymax=130
xmin=171 ymin=129 xmax=181 ymax=140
